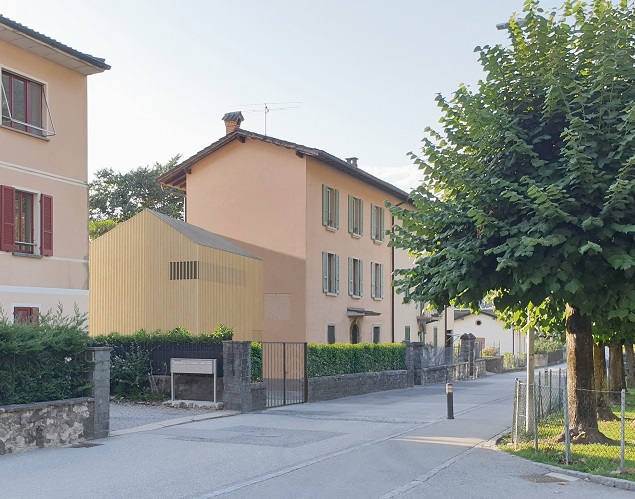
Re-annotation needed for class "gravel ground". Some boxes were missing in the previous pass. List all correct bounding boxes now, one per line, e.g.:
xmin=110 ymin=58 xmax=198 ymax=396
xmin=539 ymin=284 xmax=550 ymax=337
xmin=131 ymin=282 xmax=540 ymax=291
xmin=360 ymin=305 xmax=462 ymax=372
xmin=109 ymin=401 xmax=219 ymax=432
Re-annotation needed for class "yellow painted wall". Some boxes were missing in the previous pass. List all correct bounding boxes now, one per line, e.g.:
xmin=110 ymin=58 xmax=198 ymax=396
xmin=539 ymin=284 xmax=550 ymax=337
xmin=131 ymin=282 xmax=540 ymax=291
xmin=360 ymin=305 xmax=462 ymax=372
xmin=89 ymin=210 xmax=263 ymax=340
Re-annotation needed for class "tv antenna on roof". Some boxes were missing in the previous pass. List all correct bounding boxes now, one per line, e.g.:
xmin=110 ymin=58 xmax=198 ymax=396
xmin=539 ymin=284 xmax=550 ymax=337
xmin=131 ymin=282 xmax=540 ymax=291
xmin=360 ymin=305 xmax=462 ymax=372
xmin=229 ymin=101 xmax=301 ymax=136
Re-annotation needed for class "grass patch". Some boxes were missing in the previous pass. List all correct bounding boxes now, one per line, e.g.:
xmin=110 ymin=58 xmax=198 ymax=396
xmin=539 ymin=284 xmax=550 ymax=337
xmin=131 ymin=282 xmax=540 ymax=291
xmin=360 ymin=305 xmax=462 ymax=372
xmin=501 ymin=392 xmax=635 ymax=481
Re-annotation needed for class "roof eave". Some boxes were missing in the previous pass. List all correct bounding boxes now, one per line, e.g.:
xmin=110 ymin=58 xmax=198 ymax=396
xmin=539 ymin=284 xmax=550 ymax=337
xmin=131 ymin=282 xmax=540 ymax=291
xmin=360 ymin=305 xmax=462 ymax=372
xmin=0 ymin=15 xmax=110 ymax=74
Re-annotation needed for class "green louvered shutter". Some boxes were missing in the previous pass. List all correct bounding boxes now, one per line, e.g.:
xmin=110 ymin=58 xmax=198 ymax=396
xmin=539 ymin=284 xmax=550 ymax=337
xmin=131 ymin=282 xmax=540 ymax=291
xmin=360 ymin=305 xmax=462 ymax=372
xmin=360 ymin=259 xmax=364 ymax=297
xmin=359 ymin=199 xmax=364 ymax=236
xmin=334 ymin=189 xmax=340 ymax=229
xmin=322 ymin=252 xmax=328 ymax=292
xmin=380 ymin=263 xmax=384 ymax=298
xmin=370 ymin=204 xmax=376 ymax=240
xmin=379 ymin=207 xmax=384 ymax=241
xmin=371 ymin=262 xmax=376 ymax=299
xmin=335 ymin=254 xmax=340 ymax=294
xmin=322 ymin=185 xmax=328 ymax=226
xmin=348 ymin=195 xmax=353 ymax=234
xmin=348 ymin=257 xmax=353 ymax=296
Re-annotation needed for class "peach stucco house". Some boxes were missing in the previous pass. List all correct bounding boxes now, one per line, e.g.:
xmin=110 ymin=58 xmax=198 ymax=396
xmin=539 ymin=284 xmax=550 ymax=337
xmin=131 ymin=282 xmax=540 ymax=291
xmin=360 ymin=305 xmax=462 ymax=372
xmin=158 ymin=113 xmax=419 ymax=344
xmin=0 ymin=15 xmax=109 ymax=321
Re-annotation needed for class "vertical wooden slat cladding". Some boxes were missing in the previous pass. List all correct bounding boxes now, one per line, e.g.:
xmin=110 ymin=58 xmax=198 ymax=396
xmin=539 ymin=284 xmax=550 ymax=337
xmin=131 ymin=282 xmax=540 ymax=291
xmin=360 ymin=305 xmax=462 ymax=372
xmin=89 ymin=210 xmax=263 ymax=340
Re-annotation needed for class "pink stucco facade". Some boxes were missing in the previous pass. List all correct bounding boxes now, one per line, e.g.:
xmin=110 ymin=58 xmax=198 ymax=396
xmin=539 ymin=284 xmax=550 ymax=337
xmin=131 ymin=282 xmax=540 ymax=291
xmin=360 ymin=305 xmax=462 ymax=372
xmin=0 ymin=19 xmax=108 ymax=321
xmin=170 ymin=126 xmax=417 ymax=343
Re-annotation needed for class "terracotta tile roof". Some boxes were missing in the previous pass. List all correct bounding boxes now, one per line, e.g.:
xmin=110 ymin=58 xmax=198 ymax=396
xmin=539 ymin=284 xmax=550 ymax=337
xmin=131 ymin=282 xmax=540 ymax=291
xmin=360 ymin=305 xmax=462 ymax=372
xmin=0 ymin=14 xmax=110 ymax=74
xmin=157 ymin=128 xmax=410 ymax=202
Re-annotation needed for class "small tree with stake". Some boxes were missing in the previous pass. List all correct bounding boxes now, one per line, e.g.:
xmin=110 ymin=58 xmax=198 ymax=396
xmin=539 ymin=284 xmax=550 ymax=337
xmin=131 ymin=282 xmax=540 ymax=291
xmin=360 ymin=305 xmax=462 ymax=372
xmin=390 ymin=0 xmax=635 ymax=443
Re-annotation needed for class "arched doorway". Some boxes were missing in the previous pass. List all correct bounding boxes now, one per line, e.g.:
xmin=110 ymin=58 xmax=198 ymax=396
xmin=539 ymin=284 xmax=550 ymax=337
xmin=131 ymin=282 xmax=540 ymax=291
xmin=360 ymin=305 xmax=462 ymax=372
xmin=350 ymin=322 xmax=360 ymax=344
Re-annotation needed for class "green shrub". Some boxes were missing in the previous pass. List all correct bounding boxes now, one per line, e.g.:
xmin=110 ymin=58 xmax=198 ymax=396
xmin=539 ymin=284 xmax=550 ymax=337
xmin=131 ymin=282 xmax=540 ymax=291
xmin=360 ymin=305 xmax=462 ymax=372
xmin=534 ymin=338 xmax=565 ymax=354
xmin=307 ymin=343 xmax=406 ymax=377
xmin=251 ymin=342 xmax=262 ymax=382
xmin=482 ymin=346 xmax=500 ymax=357
xmin=0 ymin=306 xmax=90 ymax=405
xmin=109 ymin=344 xmax=152 ymax=399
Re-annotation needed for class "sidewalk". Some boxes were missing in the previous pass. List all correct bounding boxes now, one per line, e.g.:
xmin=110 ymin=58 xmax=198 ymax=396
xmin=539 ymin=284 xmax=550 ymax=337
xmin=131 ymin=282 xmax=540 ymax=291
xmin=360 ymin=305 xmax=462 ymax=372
xmin=1 ymin=369 xmax=633 ymax=499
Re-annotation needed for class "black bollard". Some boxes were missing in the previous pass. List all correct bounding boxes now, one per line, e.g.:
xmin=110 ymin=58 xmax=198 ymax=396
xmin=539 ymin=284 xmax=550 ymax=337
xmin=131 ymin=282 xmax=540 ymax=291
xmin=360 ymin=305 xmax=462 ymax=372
xmin=446 ymin=383 xmax=454 ymax=419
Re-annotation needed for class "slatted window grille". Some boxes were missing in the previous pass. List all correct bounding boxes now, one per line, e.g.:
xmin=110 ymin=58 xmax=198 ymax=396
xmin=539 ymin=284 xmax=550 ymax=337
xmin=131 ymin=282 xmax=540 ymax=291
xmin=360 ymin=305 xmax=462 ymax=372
xmin=169 ymin=261 xmax=199 ymax=280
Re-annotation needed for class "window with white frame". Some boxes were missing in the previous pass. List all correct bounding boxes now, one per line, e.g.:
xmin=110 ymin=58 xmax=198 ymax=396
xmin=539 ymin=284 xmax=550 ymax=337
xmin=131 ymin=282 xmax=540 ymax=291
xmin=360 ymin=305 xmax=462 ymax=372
xmin=327 ymin=324 xmax=336 ymax=344
xmin=0 ymin=185 xmax=52 ymax=256
xmin=348 ymin=257 xmax=363 ymax=298
xmin=370 ymin=204 xmax=385 ymax=242
xmin=322 ymin=251 xmax=339 ymax=295
xmin=348 ymin=195 xmax=363 ymax=236
xmin=370 ymin=262 xmax=384 ymax=299
xmin=1 ymin=70 xmax=54 ymax=137
xmin=322 ymin=184 xmax=339 ymax=230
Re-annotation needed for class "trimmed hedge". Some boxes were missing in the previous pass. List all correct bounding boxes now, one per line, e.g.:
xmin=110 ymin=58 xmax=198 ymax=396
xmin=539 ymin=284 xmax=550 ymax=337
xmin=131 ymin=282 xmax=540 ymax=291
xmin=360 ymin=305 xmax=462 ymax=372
xmin=307 ymin=343 xmax=406 ymax=378
xmin=90 ymin=325 xmax=233 ymax=346
xmin=0 ymin=310 xmax=90 ymax=405
xmin=251 ymin=342 xmax=262 ymax=382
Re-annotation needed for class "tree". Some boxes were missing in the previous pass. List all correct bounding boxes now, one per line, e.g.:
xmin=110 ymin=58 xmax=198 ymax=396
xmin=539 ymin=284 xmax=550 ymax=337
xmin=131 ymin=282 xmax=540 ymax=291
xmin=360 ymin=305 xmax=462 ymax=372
xmin=390 ymin=0 xmax=635 ymax=442
xmin=89 ymin=155 xmax=184 ymax=226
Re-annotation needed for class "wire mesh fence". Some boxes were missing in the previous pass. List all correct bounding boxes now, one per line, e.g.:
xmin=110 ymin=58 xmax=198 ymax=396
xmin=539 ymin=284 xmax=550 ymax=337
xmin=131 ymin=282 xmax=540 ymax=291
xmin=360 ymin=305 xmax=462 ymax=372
xmin=511 ymin=370 xmax=635 ymax=478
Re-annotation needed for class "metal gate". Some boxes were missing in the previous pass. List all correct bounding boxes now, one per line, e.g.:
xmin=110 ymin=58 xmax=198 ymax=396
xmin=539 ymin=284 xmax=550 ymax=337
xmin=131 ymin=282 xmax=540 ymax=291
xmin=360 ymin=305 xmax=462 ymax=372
xmin=261 ymin=342 xmax=308 ymax=408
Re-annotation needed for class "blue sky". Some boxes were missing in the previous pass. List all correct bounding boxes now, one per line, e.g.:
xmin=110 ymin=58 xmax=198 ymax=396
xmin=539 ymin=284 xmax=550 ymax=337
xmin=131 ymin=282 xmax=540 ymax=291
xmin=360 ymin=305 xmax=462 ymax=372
xmin=1 ymin=0 xmax=532 ymax=191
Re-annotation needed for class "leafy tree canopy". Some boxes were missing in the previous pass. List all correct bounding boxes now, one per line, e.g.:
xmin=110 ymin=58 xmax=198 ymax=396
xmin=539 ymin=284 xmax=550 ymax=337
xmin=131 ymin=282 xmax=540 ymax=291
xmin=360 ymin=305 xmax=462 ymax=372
xmin=89 ymin=155 xmax=184 ymax=226
xmin=391 ymin=0 xmax=635 ymax=329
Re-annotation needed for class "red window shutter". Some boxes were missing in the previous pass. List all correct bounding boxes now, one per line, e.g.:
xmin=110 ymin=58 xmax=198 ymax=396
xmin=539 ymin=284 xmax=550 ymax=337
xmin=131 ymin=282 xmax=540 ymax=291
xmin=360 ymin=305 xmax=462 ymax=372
xmin=0 ymin=185 xmax=15 ymax=252
xmin=40 ymin=194 xmax=53 ymax=256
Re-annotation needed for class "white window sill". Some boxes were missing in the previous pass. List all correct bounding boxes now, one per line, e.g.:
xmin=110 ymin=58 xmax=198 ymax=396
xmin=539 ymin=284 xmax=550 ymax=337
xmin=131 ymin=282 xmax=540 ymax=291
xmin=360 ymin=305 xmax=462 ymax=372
xmin=372 ymin=297 xmax=383 ymax=301
xmin=325 ymin=292 xmax=338 ymax=297
xmin=372 ymin=238 xmax=384 ymax=245
xmin=350 ymin=232 xmax=362 ymax=239
xmin=325 ymin=225 xmax=338 ymax=232
xmin=12 ymin=251 xmax=43 ymax=259
xmin=350 ymin=294 xmax=362 ymax=299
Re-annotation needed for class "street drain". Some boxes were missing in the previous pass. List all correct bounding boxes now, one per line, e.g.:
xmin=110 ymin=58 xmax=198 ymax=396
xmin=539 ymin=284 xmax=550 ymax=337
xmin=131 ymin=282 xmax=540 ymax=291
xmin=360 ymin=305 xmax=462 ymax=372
xmin=71 ymin=442 xmax=103 ymax=448
xmin=520 ymin=474 xmax=563 ymax=483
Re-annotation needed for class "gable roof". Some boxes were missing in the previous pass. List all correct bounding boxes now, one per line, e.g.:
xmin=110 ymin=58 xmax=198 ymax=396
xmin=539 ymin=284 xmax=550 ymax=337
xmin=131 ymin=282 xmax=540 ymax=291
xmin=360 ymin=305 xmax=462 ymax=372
xmin=454 ymin=308 xmax=498 ymax=321
xmin=157 ymin=128 xmax=410 ymax=202
xmin=0 ymin=15 xmax=110 ymax=75
xmin=148 ymin=210 xmax=259 ymax=259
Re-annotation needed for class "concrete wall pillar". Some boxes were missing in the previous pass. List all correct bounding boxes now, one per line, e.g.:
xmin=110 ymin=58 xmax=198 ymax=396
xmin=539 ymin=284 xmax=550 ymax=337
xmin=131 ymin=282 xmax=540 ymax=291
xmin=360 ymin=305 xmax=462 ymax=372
xmin=411 ymin=342 xmax=425 ymax=385
xmin=222 ymin=341 xmax=255 ymax=411
xmin=86 ymin=346 xmax=112 ymax=439
xmin=403 ymin=341 xmax=415 ymax=387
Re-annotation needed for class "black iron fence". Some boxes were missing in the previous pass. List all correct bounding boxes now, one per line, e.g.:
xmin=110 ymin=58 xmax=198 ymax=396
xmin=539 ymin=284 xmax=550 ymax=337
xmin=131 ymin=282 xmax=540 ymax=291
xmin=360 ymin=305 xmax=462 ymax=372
xmin=109 ymin=342 xmax=224 ymax=377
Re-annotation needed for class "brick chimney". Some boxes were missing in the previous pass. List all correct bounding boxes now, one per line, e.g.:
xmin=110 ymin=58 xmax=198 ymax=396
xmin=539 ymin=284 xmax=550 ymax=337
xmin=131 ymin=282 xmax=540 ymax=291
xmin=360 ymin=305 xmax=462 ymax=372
xmin=346 ymin=157 xmax=358 ymax=168
xmin=222 ymin=112 xmax=244 ymax=135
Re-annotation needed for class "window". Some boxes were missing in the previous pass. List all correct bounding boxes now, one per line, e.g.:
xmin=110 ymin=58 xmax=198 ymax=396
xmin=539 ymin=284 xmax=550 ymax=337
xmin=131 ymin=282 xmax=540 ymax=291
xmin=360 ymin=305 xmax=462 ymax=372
xmin=370 ymin=204 xmax=385 ymax=242
xmin=1 ymin=70 xmax=52 ymax=137
xmin=169 ymin=261 xmax=199 ymax=280
xmin=348 ymin=195 xmax=363 ymax=236
xmin=405 ymin=325 xmax=411 ymax=342
xmin=14 ymin=306 xmax=39 ymax=324
xmin=0 ymin=185 xmax=53 ymax=256
xmin=370 ymin=262 xmax=384 ymax=299
xmin=322 ymin=251 xmax=339 ymax=295
xmin=373 ymin=325 xmax=381 ymax=344
xmin=322 ymin=184 xmax=339 ymax=230
xmin=350 ymin=323 xmax=360 ymax=344
xmin=327 ymin=324 xmax=336 ymax=344
xmin=348 ymin=257 xmax=363 ymax=297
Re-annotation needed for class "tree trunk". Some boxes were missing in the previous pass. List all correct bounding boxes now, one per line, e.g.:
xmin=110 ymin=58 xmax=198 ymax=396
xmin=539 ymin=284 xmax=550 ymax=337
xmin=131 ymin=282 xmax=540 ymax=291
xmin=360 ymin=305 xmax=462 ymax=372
xmin=565 ymin=304 xmax=607 ymax=443
xmin=625 ymin=343 xmax=635 ymax=390
xmin=593 ymin=342 xmax=616 ymax=420
xmin=608 ymin=343 xmax=626 ymax=405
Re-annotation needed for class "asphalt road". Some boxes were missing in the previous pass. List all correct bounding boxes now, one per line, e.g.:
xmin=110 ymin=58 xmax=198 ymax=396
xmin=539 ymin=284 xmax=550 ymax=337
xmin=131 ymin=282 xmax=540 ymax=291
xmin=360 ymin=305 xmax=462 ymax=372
xmin=1 ymin=368 xmax=633 ymax=498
